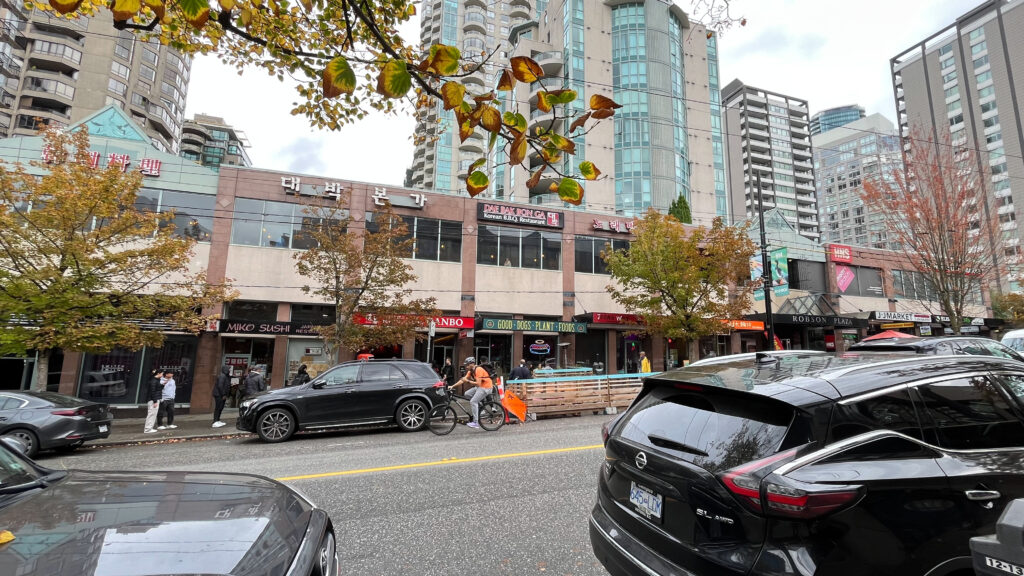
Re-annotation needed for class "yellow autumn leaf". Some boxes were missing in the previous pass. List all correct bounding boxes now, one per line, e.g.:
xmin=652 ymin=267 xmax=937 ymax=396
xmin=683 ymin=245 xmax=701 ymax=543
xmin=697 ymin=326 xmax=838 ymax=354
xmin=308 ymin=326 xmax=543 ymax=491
xmin=440 ymin=81 xmax=465 ymax=111
xmin=497 ymin=70 xmax=515 ymax=91
xmin=509 ymin=134 xmax=528 ymax=165
xmin=322 ymin=56 xmax=356 ymax=99
xmin=589 ymin=94 xmax=622 ymax=110
xmin=110 ymin=0 xmax=141 ymax=21
xmin=510 ymin=56 xmax=543 ymax=83
xmin=466 ymin=171 xmax=489 ymax=197
xmin=480 ymin=105 xmax=501 ymax=132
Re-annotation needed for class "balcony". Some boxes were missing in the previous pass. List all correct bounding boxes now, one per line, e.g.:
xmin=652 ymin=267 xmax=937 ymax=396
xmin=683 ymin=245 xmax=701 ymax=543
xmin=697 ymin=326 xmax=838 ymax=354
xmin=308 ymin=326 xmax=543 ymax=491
xmin=463 ymin=9 xmax=486 ymax=34
xmin=529 ymin=108 xmax=555 ymax=131
xmin=462 ymin=68 xmax=486 ymax=87
xmin=508 ymin=3 xmax=530 ymax=19
xmin=464 ymin=0 xmax=486 ymax=7
xmin=533 ymin=51 xmax=563 ymax=75
xmin=458 ymin=131 xmax=485 ymax=154
xmin=180 ymin=141 xmax=202 ymax=154
xmin=0 ymin=53 xmax=20 ymax=77
xmin=182 ymin=123 xmax=211 ymax=139
xmin=529 ymin=192 xmax=566 ymax=207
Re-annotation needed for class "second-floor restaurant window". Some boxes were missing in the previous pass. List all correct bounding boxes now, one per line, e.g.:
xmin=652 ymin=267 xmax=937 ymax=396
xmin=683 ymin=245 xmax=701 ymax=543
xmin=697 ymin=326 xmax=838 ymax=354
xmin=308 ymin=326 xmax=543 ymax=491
xmin=478 ymin=225 xmax=561 ymax=270
xmin=230 ymin=198 xmax=343 ymax=250
xmin=575 ymin=235 xmax=629 ymax=274
xmin=135 ymin=189 xmax=215 ymax=242
xmin=366 ymin=213 xmax=462 ymax=263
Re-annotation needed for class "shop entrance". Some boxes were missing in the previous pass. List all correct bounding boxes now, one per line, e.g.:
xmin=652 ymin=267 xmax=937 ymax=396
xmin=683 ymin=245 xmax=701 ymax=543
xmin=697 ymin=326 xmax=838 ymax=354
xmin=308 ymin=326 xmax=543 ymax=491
xmin=473 ymin=334 xmax=512 ymax=376
xmin=616 ymin=333 xmax=644 ymax=374
xmin=221 ymin=337 xmax=275 ymax=405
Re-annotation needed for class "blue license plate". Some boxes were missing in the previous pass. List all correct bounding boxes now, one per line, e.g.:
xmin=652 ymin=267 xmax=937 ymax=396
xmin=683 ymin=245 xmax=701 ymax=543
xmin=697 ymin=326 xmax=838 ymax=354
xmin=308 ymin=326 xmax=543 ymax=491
xmin=629 ymin=481 xmax=663 ymax=522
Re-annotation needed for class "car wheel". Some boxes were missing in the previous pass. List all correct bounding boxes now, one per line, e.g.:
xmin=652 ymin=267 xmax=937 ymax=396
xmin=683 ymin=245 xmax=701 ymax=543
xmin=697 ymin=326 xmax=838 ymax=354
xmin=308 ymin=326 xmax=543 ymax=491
xmin=256 ymin=408 xmax=296 ymax=443
xmin=5 ymin=429 xmax=39 ymax=458
xmin=54 ymin=440 xmax=84 ymax=454
xmin=396 ymin=399 xmax=428 ymax=431
xmin=313 ymin=530 xmax=337 ymax=576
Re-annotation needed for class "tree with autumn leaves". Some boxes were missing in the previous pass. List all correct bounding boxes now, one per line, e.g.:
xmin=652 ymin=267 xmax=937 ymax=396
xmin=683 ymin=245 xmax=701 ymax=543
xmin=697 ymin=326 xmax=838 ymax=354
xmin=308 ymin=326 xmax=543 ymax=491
xmin=292 ymin=195 xmax=437 ymax=360
xmin=34 ymin=0 xmax=742 ymax=204
xmin=0 ymin=127 xmax=235 ymax=391
xmin=862 ymin=128 xmax=1013 ymax=334
xmin=604 ymin=211 xmax=757 ymax=361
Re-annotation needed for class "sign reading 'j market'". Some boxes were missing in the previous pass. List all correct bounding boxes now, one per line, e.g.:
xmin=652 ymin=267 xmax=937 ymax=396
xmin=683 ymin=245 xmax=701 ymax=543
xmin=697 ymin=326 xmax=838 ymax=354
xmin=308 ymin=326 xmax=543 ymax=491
xmin=477 ymin=202 xmax=563 ymax=229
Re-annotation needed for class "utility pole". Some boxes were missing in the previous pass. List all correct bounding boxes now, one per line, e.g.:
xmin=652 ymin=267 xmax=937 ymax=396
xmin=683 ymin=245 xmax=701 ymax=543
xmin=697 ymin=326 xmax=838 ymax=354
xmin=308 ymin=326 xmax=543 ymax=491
xmin=756 ymin=173 xmax=777 ymax=349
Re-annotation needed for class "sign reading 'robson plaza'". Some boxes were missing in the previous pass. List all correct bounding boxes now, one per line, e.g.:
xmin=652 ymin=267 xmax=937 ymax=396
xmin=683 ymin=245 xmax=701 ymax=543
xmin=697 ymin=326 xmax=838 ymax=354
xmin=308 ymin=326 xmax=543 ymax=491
xmin=481 ymin=318 xmax=586 ymax=333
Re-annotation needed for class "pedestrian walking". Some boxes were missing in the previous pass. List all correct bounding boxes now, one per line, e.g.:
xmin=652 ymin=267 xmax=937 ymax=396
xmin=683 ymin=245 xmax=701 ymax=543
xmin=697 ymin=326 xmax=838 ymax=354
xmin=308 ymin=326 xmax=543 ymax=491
xmin=639 ymin=351 xmax=651 ymax=373
xmin=509 ymin=359 xmax=531 ymax=380
xmin=143 ymin=369 xmax=162 ymax=433
xmin=243 ymin=367 xmax=265 ymax=401
xmin=156 ymin=370 xmax=177 ymax=430
xmin=212 ymin=365 xmax=231 ymax=428
xmin=289 ymin=364 xmax=311 ymax=387
xmin=439 ymin=357 xmax=455 ymax=387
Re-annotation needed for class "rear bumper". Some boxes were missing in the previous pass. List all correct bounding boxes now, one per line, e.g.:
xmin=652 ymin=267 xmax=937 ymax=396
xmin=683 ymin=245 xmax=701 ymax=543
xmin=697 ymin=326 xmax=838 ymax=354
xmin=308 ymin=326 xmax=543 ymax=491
xmin=42 ymin=419 xmax=112 ymax=449
xmin=589 ymin=500 xmax=697 ymax=576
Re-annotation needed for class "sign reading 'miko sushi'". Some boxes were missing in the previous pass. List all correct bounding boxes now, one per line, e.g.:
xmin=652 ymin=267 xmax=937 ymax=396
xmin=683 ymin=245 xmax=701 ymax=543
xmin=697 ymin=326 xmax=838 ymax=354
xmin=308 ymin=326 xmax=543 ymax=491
xmin=477 ymin=202 xmax=563 ymax=229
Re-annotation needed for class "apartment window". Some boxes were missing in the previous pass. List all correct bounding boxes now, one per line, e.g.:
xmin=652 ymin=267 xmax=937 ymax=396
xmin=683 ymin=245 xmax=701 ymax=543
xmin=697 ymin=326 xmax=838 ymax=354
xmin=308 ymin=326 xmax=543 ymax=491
xmin=940 ymin=56 xmax=954 ymax=69
xmin=981 ymin=100 xmax=998 ymax=114
xmin=948 ymin=113 xmax=963 ymax=126
xmin=939 ymin=43 xmax=952 ymax=55
xmin=993 ymin=163 xmax=1008 ymax=176
xmin=210 ymin=129 xmax=229 ymax=141
xmin=998 ymin=211 xmax=1015 ymax=223
xmin=202 ymin=146 xmax=224 ymax=156
xmin=107 ymin=78 xmax=127 ymax=97
xmin=971 ymin=41 xmax=987 ymax=55
xmin=141 ymin=49 xmax=158 ymax=66
xmin=979 ymin=86 xmax=995 ymax=99
xmin=114 ymin=31 xmax=133 ymax=61
xmin=944 ymin=86 xmax=959 ymax=99
xmin=976 ymin=71 xmax=992 ymax=84
xmin=984 ymin=115 xmax=1000 ymax=129
xmin=973 ymin=54 xmax=989 ymax=69
xmin=987 ymin=132 xmax=1002 ymax=145
xmin=969 ymin=27 xmax=985 ymax=42
xmin=942 ymin=71 xmax=957 ymax=83
xmin=946 ymin=100 xmax=961 ymax=113
xmin=160 ymin=81 xmax=175 ymax=96
xmin=140 ymin=65 xmax=156 ymax=82
xmin=111 ymin=61 xmax=130 ymax=79
xmin=130 ymin=93 xmax=145 ymax=107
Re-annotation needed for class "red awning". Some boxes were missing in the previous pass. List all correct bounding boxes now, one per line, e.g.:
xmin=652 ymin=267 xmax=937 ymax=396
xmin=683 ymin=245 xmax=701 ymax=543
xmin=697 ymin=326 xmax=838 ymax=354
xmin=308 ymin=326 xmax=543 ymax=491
xmin=862 ymin=329 xmax=917 ymax=341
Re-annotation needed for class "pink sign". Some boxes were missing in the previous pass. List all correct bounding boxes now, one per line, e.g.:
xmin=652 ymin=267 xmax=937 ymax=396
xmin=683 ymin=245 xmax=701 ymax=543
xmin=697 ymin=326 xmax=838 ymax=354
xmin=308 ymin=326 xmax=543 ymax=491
xmin=836 ymin=264 xmax=855 ymax=292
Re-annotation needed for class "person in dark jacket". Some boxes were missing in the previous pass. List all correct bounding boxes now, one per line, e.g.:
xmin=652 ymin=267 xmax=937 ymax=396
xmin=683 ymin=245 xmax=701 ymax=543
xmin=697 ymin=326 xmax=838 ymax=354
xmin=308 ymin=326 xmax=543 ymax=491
xmin=439 ymin=357 xmax=455 ymax=387
xmin=143 ymin=369 xmax=162 ymax=433
xmin=212 ymin=365 xmax=231 ymax=428
xmin=289 ymin=364 xmax=311 ymax=387
xmin=243 ymin=368 xmax=265 ymax=400
xmin=509 ymin=359 xmax=531 ymax=380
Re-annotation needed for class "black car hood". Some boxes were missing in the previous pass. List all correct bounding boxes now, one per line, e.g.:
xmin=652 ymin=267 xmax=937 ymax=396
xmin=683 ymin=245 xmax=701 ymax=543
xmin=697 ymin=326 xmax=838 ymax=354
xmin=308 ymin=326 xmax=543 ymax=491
xmin=0 ymin=470 xmax=313 ymax=576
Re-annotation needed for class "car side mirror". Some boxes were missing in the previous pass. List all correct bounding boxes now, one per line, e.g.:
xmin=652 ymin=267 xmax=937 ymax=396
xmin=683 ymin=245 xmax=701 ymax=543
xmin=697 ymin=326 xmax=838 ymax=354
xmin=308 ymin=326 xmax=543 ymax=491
xmin=311 ymin=380 xmax=326 ymax=389
xmin=1 ymin=436 xmax=29 ymax=456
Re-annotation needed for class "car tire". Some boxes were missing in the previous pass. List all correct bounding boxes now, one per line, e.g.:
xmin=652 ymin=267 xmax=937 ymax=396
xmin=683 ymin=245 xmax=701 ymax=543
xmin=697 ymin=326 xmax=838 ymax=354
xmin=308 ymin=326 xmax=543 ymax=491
xmin=256 ymin=408 xmax=296 ymax=443
xmin=396 ymin=399 xmax=428 ymax=432
xmin=5 ymin=429 xmax=39 ymax=458
xmin=312 ymin=529 xmax=337 ymax=576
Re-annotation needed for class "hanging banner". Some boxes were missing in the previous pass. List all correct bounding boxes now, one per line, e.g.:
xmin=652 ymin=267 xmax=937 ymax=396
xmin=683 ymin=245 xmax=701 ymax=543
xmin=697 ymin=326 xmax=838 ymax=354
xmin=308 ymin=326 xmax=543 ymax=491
xmin=836 ymin=264 xmax=856 ymax=293
xmin=771 ymin=247 xmax=790 ymax=297
xmin=750 ymin=256 xmax=766 ymax=301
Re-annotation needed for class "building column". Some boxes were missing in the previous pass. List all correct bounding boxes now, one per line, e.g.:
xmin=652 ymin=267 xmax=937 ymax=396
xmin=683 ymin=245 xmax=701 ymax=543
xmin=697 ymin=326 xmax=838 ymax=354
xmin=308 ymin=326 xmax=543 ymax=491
xmin=729 ymin=332 xmax=741 ymax=355
xmin=606 ymin=331 xmax=618 ymax=374
xmin=191 ymin=333 xmax=219 ymax=413
xmin=651 ymin=338 xmax=666 ymax=372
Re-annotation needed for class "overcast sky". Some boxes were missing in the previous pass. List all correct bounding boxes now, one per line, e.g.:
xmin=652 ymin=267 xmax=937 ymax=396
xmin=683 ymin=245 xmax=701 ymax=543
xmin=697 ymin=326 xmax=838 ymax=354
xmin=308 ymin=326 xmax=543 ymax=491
xmin=183 ymin=0 xmax=983 ymax=186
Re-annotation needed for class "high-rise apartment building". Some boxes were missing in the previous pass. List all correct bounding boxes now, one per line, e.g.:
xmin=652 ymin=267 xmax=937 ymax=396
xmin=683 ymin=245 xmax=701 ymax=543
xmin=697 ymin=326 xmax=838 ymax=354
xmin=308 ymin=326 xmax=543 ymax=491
xmin=722 ymin=80 xmax=819 ymax=239
xmin=813 ymin=113 xmax=902 ymax=249
xmin=408 ymin=0 xmax=726 ymax=223
xmin=890 ymin=0 xmax=1024 ymax=286
xmin=181 ymin=113 xmax=251 ymax=170
xmin=0 ymin=4 xmax=191 ymax=152
xmin=810 ymin=104 xmax=866 ymax=136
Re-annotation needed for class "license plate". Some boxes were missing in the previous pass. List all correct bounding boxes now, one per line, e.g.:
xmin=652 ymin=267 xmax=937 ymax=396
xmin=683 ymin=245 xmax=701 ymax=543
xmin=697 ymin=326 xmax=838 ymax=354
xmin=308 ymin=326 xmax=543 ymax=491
xmin=629 ymin=481 xmax=663 ymax=522
xmin=98 ymin=425 xmax=108 ymax=433
xmin=986 ymin=556 xmax=1024 ymax=576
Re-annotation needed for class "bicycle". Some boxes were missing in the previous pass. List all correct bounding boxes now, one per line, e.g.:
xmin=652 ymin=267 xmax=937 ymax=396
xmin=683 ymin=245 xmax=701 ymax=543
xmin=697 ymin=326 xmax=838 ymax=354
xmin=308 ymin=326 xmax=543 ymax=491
xmin=427 ymin=385 xmax=505 ymax=435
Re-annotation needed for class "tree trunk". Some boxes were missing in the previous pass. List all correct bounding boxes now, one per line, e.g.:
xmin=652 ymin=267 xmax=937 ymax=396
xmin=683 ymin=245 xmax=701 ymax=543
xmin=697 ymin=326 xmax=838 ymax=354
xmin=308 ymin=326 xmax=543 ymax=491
xmin=687 ymin=340 xmax=700 ymax=366
xmin=34 ymin=349 xmax=50 ymax=392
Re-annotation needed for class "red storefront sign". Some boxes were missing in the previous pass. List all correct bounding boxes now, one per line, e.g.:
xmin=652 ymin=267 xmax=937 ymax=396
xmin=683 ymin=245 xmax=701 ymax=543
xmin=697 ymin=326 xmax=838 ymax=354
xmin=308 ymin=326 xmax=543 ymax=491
xmin=723 ymin=319 xmax=765 ymax=331
xmin=829 ymin=244 xmax=853 ymax=263
xmin=591 ymin=313 xmax=643 ymax=325
xmin=354 ymin=314 xmax=473 ymax=329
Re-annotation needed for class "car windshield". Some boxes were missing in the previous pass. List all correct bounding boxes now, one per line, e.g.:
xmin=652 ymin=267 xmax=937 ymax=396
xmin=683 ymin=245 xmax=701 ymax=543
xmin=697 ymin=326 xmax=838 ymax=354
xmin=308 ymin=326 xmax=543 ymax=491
xmin=0 ymin=445 xmax=42 ymax=489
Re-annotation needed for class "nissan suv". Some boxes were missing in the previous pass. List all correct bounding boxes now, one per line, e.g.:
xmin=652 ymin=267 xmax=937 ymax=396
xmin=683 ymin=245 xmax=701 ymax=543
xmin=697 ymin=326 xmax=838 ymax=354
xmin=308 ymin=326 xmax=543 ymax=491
xmin=237 ymin=359 xmax=445 ymax=442
xmin=590 ymin=352 xmax=1024 ymax=576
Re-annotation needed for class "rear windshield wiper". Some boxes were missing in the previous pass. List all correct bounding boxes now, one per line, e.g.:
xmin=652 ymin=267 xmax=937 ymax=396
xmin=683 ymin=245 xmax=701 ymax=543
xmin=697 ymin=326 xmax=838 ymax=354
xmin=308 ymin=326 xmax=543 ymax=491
xmin=648 ymin=434 xmax=709 ymax=457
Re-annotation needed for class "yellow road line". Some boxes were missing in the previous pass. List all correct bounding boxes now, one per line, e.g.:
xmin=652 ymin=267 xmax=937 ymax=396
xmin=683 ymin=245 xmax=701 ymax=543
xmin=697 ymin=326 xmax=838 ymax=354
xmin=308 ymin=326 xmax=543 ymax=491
xmin=276 ymin=443 xmax=604 ymax=482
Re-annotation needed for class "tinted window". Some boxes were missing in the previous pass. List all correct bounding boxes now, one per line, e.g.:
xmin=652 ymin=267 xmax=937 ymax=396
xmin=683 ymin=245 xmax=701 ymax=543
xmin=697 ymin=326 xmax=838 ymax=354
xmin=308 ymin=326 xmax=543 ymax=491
xmin=830 ymin=387 xmax=922 ymax=442
xmin=956 ymin=340 xmax=992 ymax=356
xmin=617 ymin=386 xmax=797 ymax=474
xmin=361 ymin=364 xmax=403 ymax=381
xmin=915 ymin=376 xmax=1024 ymax=449
xmin=995 ymin=374 xmax=1024 ymax=404
xmin=825 ymin=436 xmax=936 ymax=462
xmin=0 ymin=396 xmax=17 ymax=410
xmin=983 ymin=341 xmax=1024 ymax=361
xmin=934 ymin=341 xmax=958 ymax=355
xmin=398 ymin=363 xmax=440 ymax=380
xmin=321 ymin=365 xmax=359 ymax=387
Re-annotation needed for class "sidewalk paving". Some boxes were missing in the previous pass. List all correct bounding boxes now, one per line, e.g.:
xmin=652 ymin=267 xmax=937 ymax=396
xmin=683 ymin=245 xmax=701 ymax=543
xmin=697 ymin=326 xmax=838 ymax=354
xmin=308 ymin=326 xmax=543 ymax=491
xmin=90 ymin=409 xmax=253 ymax=448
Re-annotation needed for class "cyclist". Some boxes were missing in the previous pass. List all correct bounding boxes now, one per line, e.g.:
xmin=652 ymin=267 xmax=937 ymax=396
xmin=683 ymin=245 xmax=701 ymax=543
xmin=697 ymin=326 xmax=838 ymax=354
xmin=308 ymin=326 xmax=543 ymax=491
xmin=453 ymin=356 xmax=492 ymax=429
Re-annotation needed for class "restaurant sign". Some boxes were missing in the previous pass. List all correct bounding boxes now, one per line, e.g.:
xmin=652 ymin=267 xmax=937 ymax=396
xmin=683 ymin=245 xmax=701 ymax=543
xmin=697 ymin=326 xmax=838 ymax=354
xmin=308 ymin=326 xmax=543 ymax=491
xmin=211 ymin=320 xmax=323 ymax=336
xmin=875 ymin=311 xmax=932 ymax=323
xmin=481 ymin=318 xmax=586 ymax=333
xmin=723 ymin=320 xmax=765 ymax=331
xmin=354 ymin=314 xmax=473 ymax=329
xmin=591 ymin=313 xmax=643 ymax=325
xmin=477 ymin=202 xmax=563 ymax=229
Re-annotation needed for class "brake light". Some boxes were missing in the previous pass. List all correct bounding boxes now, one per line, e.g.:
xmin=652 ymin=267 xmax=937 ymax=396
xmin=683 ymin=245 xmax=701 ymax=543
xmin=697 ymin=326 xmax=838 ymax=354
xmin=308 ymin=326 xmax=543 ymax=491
xmin=52 ymin=408 xmax=88 ymax=417
xmin=673 ymin=383 xmax=702 ymax=391
xmin=601 ymin=421 xmax=611 ymax=445
xmin=432 ymin=380 xmax=445 ymax=388
xmin=720 ymin=449 xmax=800 ymax=512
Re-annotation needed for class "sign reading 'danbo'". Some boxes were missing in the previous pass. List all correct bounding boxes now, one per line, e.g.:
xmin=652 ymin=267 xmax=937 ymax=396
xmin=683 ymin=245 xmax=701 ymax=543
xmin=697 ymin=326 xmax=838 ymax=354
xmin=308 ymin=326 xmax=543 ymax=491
xmin=829 ymin=244 xmax=853 ymax=263
xmin=477 ymin=202 xmax=563 ymax=229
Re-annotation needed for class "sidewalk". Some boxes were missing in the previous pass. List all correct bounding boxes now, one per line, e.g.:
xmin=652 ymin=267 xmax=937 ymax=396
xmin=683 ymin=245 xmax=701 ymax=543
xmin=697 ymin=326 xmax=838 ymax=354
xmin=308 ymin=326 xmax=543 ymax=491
xmin=90 ymin=409 xmax=253 ymax=448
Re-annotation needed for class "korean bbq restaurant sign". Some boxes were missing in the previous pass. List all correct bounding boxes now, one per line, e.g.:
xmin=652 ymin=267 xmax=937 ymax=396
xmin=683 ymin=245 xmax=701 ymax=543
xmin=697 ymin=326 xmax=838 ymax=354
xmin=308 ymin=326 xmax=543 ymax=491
xmin=477 ymin=202 xmax=563 ymax=229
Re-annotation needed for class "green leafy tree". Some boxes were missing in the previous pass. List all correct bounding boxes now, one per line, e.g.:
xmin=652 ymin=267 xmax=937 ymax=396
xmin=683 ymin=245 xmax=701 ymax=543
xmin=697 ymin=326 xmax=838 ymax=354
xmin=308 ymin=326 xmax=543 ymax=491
xmin=0 ymin=127 xmax=236 ymax=391
xmin=293 ymin=195 xmax=437 ymax=359
xmin=604 ymin=210 xmax=757 ymax=360
xmin=668 ymin=195 xmax=692 ymax=224
xmin=34 ymin=0 xmax=742 ymax=203
xmin=992 ymin=292 xmax=1024 ymax=327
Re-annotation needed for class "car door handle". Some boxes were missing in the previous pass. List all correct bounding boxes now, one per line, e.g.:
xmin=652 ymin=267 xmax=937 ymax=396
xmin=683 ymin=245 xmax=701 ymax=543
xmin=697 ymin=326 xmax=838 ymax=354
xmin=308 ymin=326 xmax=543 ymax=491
xmin=965 ymin=490 xmax=1001 ymax=501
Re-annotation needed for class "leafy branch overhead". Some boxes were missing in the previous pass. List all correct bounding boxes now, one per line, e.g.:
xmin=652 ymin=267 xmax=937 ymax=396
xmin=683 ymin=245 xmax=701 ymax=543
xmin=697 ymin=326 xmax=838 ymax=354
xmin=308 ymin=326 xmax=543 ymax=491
xmin=33 ymin=0 xmax=741 ymax=204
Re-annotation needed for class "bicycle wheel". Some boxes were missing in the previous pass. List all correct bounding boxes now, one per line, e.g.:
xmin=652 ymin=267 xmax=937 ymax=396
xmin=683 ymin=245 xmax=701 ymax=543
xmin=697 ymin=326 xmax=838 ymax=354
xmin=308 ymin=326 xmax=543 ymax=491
xmin=427 ymin=405 xmax=457 ymax=436
xmin=478 ymin=400 xmax=505 ymax=431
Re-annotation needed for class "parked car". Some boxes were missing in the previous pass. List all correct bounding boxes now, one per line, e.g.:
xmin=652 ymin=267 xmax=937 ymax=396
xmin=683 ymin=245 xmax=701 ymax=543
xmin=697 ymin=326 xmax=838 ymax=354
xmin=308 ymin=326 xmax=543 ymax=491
xmin=237 ymin=359 xmax=445 ymax=443
xmin=0 ymin=437 xmax=338 ymax=576
xmin=1002 ymin=328 xmax=1024 ymax=353
xmin=850 ymin=335 xmax=1024 ymax=361
xmin=688 ymin=349 xmax=827 ymax=367
xmin=0 ymin=390 xmax=111 ymax=457
xmin=970 ymin=499 xmax=1024 ymax=576
xmin=590 ymin=351 xmax=1024 ymax=576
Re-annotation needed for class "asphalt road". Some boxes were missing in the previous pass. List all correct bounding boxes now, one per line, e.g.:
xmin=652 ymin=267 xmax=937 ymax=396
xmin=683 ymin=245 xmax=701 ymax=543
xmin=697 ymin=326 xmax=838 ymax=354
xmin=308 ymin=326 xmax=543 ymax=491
xmin=37 ymin=414 xmax=616 ymax=575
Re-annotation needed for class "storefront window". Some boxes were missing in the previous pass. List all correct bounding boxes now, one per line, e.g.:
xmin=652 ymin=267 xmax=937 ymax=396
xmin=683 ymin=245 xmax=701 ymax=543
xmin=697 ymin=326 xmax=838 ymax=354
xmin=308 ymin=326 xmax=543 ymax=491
xmin=523 ymin=334 xmax=557 ymax=368
xmin=158 ymin=190 xmax=215 ymax=242
xmin=414 ymin=218 xmax=440 ymax=260
xmin=291 ymin=304 xmax=335 ymax=324
xmin=261 ymin=200 xmax=294 ymax=248
xmin=140 ymin=336 xmax=197 ymax=403
xmin=474 ymin=334 xmax=512 ymax=375
xmin=80 ymin=348 xmax=141 ymax=403
xmin=575 ymin=331 xmax=607 ymax=372
xmin=477 ymin=225 xmax=499 ymax=264
xmin=286 ymin=338 xmax=332 ymax=386
xmin=231 ymin=198 xmax=264 ymax=246
xmin=225 ymin=301 xmax=278 ymax=321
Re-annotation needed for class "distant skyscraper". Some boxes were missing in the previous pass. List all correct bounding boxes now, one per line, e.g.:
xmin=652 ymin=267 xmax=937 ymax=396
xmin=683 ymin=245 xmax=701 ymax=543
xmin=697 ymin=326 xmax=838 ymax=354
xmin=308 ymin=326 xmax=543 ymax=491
xmin=891 ymin=0 xmax=1024 ymax=286
xmin=810 ymin=104 xmax=866 ymax=136
xmin=0 ymin=4 xmax=192 ymax=152
xmin=813 ymin=114 xmax=901 ymax=249
xmin=722 ymin=80 xmax=819 ymax=239
xmin=180 ymin=114 xmax=251 ymax=170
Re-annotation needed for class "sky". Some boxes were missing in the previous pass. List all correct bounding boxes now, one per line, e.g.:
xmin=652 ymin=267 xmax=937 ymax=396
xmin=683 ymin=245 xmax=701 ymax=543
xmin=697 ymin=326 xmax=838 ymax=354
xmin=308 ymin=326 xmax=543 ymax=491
xmin=183 ymin=0 xmax=985 ymax=187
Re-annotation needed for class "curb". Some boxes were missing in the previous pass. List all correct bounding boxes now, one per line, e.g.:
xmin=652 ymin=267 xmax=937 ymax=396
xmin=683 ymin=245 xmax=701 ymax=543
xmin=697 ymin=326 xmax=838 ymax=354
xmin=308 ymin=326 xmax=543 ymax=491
xmin=86 ymin=432 xmax=255 ymax=449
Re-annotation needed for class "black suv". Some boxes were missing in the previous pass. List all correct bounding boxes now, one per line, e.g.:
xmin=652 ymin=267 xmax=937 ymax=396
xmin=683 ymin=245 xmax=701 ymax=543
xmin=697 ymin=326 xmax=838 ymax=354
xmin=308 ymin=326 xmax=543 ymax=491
xmin=590 ymin=352 xmax=1024 ymax=576
xmin=850 ymin=336 xmax=1024 ymax=361
xmin=237 ymin=359 xmax=445 ymax=442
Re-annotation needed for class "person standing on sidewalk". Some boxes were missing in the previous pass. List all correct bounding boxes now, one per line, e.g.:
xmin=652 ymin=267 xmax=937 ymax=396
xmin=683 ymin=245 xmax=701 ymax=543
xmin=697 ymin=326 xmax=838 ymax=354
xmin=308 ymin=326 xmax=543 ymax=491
xmin=639 ymin=351 xmax=651 ymax=373
xmin=157 ymin=370 xmax=177 ymax=430
xmin=143 ymin=369 xmax=162 ymax=433
xmin=243 ymin=367 xmax=265 ymax=401
xmin=212 ymin=365 xmax=231 ymax=428
xmin=440 ymin=357 xmax=455 ymax=387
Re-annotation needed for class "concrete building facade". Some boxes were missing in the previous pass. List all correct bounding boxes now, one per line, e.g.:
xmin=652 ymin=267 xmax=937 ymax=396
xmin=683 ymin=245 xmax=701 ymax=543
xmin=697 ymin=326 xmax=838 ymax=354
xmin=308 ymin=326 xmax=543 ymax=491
xmin=723 ymin=79 xmax=819 ymax=239
xmin=181 ymin=113 xmax=252 ymax=171
xmin=0 ymin=3 xmax=191 ymax=152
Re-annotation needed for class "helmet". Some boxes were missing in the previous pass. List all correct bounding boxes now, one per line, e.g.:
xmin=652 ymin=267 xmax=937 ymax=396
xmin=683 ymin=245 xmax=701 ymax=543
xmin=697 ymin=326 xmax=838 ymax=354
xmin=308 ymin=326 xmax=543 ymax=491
xmin=463 ymin=356 xmax=476 ymax=365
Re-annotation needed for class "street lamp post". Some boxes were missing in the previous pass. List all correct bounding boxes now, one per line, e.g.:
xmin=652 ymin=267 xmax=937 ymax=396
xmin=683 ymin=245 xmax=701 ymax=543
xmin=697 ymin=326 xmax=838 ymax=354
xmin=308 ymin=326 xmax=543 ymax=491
xmin=756 ymin=173 xmax=777 ymax=349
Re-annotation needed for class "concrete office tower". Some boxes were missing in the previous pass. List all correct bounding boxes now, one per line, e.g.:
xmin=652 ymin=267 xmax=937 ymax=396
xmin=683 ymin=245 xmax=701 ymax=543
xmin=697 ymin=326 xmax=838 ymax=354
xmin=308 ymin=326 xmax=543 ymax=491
xmin=813 ymin=114 xmax=902 ymax=249
xmin=181 ymin=114 xmax=252 ymax=170
xmin=488 ymin=0 xmax=723 ymax=221
xmin=810 ymin=104 xmax=866 ymax=136
xmin=891 ymin=0 xmax=1024 ymax=287
xmin=407 ymin=0 xmax=528 ymax=194
xmin=0 ymin=4 xmax=191 ymax=152
xmin=723 ymin=80 xmax=819 ymax=239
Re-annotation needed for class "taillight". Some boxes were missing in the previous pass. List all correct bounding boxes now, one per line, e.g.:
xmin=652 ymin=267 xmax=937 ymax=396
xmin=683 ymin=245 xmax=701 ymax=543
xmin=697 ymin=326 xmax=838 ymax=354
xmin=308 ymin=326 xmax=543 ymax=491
xmin=52 ymin=408 xmax=88 ymax=417
xmin=601 ymin=421 xmax=611 ymax=445
xmin=432 ymin=380 xmax=445 ymax=388
xmin=720 ymin=449 xmax=862 ymax=519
